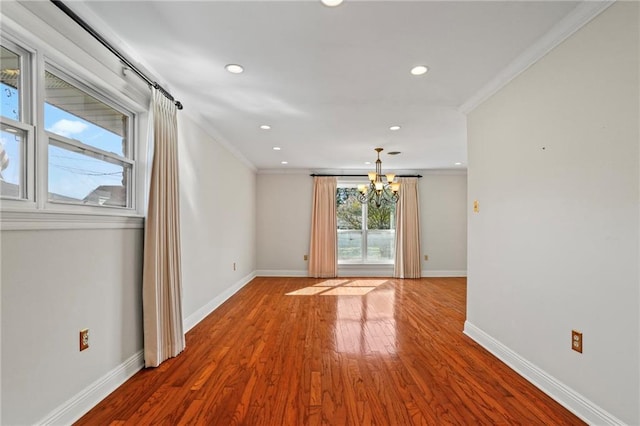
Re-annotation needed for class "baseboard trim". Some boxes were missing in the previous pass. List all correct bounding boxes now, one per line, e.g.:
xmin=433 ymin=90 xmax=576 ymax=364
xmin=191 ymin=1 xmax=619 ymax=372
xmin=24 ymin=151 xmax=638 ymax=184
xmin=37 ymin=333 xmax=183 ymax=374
xmin=38 ymin=350 xmax=144 ymax=425
xmin=255 ymin=269 xmax=308 ymax=277
xmin=184 ymin=271 xmax=257 ymax=331
xmin=421 ymin=270 xmax=467 ymax=277
xmin=338 ymin=264 xmax=393 ymax=277
xmin=463 ymin=321 xmax=624 ymax=425
xmin=37 ymin=273 xmax=258 ymax=425
xmin=255 ymin=269 xmax=468 ymax=278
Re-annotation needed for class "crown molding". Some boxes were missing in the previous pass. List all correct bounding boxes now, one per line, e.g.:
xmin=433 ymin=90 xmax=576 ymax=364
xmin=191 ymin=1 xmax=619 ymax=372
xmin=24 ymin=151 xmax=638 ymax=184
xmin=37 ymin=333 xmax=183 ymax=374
xmin=257 ymin=168 xmax=313 ymax=175
xmin=256 ymin=168 xmax=468 ymax=176
xmin=419 ymin=169 xmax=467 ymax=176
xmin=182 ymin=112 xmax=258 ymax=173
xmin=458 ymin=0 xmax=615 ymax=115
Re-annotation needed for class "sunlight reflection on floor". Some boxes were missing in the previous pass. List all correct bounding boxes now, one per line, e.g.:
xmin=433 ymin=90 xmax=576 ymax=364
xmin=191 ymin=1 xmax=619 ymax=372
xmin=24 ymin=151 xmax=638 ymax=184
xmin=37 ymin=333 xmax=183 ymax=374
xmin=285 ymin=287 xmax=332 ymax=296
xmin=321 ymin=287 xmax=373 ymax=296
xmin=312 ymin=279 xmax=349 ymax=287
xmin=286 ymin=279 xmax=397 ymax=354
xmin=286 ymin=279 xmax=388 ymax=296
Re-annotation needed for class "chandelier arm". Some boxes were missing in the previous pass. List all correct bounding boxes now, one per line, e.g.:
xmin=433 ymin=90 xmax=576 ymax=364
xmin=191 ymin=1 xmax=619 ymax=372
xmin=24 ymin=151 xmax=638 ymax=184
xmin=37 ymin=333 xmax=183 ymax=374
xmin=356 ymin=187 xmax=374 ymax=204
xmin=373 ymin=191 xmax=383 ymax=209
xmin=387 ymin=188 xmax=399 ymax=203
xmin=358 ymin=185 xmax=398 ymax=207
xmin=380 ymin=186 xmax=398 ymax=203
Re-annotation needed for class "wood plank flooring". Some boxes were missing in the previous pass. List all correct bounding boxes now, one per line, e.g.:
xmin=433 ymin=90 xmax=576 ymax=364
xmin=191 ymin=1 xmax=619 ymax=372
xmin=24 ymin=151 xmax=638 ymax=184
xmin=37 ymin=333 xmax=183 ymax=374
xmin=76 ymin=277 xmax=585 ymax=425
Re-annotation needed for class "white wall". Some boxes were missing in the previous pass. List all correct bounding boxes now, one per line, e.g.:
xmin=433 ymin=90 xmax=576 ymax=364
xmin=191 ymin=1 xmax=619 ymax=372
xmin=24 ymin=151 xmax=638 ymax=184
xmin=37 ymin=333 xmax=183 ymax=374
xmin=466 ymin=2 xmax=639 ymax=424
xmin=256 ymin=173 xmax=313 ymax=275
xmin=420 ymin=172 xmax=467 ymax=276
xmin=256 ymin=172 xmax=467 ymax=277
xmin=0 ymin=119 xmax=258 ymax=425
xmin=1 ymin=228 xmax=144 ymax=425
xmin=178 ymin=114 xmax=257 ymax=327
xmin=1 ymin=3 xmax=150 ymax=424
xmin=0 ymin=2 xmax=258 ymax=424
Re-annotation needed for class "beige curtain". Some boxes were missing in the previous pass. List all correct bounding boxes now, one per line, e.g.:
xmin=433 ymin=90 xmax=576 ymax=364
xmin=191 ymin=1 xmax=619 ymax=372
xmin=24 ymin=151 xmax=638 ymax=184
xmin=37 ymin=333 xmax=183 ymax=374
xmin=309 ymin=177 xmax=338 ymax=278
xmin=394 ymin=178 xmax=421 ymax=278
xmin=142 ymin=89 xmax=185 ymax=367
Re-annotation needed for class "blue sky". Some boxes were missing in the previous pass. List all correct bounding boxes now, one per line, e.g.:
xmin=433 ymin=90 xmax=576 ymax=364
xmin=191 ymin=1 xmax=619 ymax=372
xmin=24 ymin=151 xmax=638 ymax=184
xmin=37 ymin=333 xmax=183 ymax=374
xmin=1 ymin=82 xmax=126 ymax=201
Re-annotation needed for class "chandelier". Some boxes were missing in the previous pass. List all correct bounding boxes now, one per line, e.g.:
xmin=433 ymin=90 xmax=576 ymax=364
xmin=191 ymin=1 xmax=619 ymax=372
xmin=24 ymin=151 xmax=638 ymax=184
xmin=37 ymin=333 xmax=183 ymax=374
xmin=357 ymin=148 xmax=400 ymax=208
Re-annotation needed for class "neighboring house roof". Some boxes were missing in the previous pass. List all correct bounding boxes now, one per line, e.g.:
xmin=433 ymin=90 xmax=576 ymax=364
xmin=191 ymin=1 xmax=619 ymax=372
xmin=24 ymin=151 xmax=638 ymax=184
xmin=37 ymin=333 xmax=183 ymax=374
xmin=1 ymin=180 xmax=20 ymax=198
xmin=1 ymin=180 xmax=124 ymax=205
xmin=82 ymin=185 xmax=126 ymax=207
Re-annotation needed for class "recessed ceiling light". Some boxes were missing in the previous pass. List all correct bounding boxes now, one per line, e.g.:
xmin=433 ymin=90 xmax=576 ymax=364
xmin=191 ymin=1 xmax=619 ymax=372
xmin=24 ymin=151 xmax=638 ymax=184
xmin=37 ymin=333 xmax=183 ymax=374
xmin=364 ymin=161 xmax=371 ymax=165
xmin=260 ymin=125 xmax=271 ymax=130
xmin=454 ymin=162 xmax=462 ymax=166
xmin=225 ymin=64 xmax=244 ymax=74
xmin=410 ymin=65 xmax=429 ymax=76
xmin=273 ymin=146 xmax=281 ymax=151
xmin=321 ymin=0 xmax=344 ymax=6
xmin=281 ymin=161 xmax=288 ymax=165
xmin=389 ymin=125 xmax=401 ymax=131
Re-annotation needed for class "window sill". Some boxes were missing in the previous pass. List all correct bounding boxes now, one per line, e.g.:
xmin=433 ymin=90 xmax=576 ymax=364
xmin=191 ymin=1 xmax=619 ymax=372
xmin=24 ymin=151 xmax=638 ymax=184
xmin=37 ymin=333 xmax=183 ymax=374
xmin=0 ymin=210 xmax=144 ymax=231
xmin=338 ymin=263 xmax=394 ymax=278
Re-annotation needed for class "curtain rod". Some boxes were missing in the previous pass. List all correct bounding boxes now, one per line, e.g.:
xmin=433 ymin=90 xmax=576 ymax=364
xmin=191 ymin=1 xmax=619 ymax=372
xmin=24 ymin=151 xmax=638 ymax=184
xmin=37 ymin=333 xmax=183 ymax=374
xmin=50 ymin=0 xmax=183 ymax=110
xmin=310 ymin=174 xmax=423 ymax=178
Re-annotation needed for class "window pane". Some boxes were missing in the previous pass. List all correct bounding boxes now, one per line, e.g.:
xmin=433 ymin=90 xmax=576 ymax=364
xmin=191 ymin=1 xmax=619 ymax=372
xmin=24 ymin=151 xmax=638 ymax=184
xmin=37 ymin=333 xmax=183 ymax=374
xmin=337 ymin=186 xmax=397 ymax=264
xmin=367 ymin=200 xmax=395 ymax=230
xmin=1 ymin=46 xmax=21 ymax=121
xmin=0 ymin=124 xmax=25 ymax=198
xmin=45 ymin=71 xmax=127 ymax=156
xmin=48 ymin=142 xmax=129 ymax=207
xmin=338 ymin=231 xmax=362 ymax=262
xmin=337 ymin=187 xmax=362 ymax=230
xmin=366 ymin=230 xmax=395 ymax=263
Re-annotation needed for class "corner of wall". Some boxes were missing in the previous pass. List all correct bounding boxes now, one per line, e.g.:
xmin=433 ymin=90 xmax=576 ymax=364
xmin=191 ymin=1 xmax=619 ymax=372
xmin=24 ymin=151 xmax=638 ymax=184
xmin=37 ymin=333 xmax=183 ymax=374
xmin=183 ymin=271 xmax=257 ymax=332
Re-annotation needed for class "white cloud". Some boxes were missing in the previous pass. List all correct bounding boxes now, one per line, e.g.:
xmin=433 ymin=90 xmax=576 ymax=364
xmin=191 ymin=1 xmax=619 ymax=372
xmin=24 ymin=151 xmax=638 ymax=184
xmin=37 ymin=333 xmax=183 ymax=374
xmin=48 ymin=119 xmax=88 ymax=138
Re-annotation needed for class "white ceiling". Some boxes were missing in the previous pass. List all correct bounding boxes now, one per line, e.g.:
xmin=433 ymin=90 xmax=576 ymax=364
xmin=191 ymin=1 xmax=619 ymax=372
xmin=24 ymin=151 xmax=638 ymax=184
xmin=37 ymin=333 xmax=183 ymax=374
xmin=76 ymin=0 xmax=587 ymax=172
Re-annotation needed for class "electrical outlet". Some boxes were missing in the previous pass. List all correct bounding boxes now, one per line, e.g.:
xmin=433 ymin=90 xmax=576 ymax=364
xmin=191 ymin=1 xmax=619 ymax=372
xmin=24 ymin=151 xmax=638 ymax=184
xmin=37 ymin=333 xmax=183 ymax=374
xmin=304 ymin=254 xmax=308 ymax=261
xmin=571 ymin=330 xmax=583 ymax=353
xmin=473 ymin=200 xmax=480 ymax=213
xmin=424 ymin=255 xmax=429 ymax=261
xmin=79 ymin=329 xmax=89 ymax=351
xmin=233 ymin=262 xmax=236 ymax=271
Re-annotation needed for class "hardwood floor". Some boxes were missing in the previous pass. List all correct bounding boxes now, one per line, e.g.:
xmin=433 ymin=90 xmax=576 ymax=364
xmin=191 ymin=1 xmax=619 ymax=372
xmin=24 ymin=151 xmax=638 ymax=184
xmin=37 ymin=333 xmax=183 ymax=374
xmin=76 ymin=277 xmax=584 ymax=425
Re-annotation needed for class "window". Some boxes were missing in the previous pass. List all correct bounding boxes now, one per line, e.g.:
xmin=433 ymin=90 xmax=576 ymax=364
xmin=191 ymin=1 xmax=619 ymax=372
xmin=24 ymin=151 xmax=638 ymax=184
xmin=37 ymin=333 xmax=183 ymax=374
xmin=1 ymin=45 xmax=24 ymax=122
xmin=0 ymin=42 xmax=33 ymax=200
xmin=45 ymin=70 xmax=133 ymax=208
xmin=0 ymin=35 xmax=137 ymax=213
xmin=337 ymin=186 xmax=396 ymax=263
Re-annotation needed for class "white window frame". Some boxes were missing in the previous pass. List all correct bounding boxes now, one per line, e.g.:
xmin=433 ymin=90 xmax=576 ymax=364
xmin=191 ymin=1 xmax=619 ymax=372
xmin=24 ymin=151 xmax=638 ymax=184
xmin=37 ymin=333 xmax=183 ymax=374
xmin=0 ymin=118 xmax=35 ymax=202
xmin=0 ymin=37 xmax=36 ymax=208
xmin=337 ymin=181 xmax=396 ymax=265
xmin=43 ymin=64 xmax=136 ymax=212
xmin=0 ymin=25 xmax=147 ymax=229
